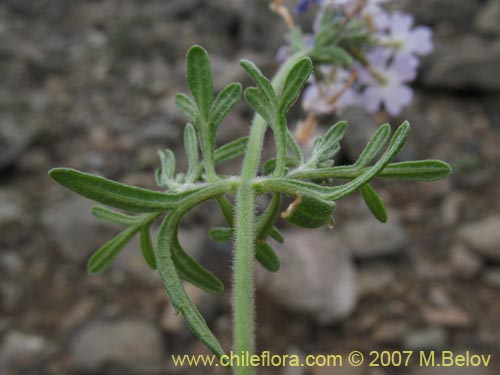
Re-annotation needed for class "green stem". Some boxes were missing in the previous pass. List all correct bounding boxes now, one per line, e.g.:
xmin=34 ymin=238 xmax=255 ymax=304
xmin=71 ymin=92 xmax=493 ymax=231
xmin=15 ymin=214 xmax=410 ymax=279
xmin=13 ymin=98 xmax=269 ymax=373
xmin=232 ymin=51 xmax=308 ymax=375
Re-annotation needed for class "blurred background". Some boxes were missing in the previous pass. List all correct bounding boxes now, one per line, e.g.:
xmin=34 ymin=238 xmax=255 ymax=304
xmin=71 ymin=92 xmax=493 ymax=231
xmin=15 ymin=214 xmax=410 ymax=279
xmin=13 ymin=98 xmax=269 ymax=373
xmin=1 ymin=0 xmax=500 ymax=374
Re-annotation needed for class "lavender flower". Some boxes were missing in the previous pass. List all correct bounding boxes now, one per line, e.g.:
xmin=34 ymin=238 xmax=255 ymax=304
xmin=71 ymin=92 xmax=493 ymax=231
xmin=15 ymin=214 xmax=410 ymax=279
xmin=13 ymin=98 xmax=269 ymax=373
xmin=358 ymin=48 xmax=418 ymax=116
xmin=382 ymin=12 xmax=433 ymax=57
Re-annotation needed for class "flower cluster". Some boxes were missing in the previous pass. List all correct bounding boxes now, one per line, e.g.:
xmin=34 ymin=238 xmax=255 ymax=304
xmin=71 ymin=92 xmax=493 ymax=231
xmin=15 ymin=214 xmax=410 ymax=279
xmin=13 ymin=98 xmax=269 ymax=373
xmin=293 ymin=0 xmax=433 ymax=116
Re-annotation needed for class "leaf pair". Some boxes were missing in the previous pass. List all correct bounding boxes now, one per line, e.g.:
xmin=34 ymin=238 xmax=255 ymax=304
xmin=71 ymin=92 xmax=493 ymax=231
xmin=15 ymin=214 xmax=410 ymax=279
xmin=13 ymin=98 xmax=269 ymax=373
xmin=307 ymin=121 xmax=347 ymax=168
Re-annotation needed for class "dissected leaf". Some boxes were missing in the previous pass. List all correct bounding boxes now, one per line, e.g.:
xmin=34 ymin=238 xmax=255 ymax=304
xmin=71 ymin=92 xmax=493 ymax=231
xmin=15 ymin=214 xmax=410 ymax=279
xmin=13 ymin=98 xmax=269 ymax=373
xmin=184 ymin=123 xmax=199 ymax=181
xmin=244 ymin=87 xmax=272 ymax=123
xmin=379 ymin=160 xmax=452 ymax=181
xmin=214 ymin=136 xmax=249 ymax=165
xmin=91 ymin=206 xmax=138 ymax=226
xmin=156 ymin=215 xmax=224 ymax=358
xmin=140 ymin=225 xmax=157 ymax=269
xmin=360 ymin=184 xmax=387 ymax=223
xmin=175 ymin=93 xmax=197 ymax=121
xmin=87 ymin=225 xmax=139 ymax=275
xmin=279 ymin=57 xmax=313 ymax=113
xmin=157 ymin=149 xmax=176 ymax=187
xmin=262 ymin=157 xmax=299 ymax=175
xmin=354 ymin=123 xmax=391 ymax=168
xmin=209 ymin=227 xmax=232 ymax=242
xmin=186 ymin=45 xmax=213 ymax=120
xmin=310 ymin=46 xmax=353 ymax=67
xmin=255 ymin=243 xmax=280 ymax=272
xmin=210 ymin=83 xmax=242 ymax=128
xmin=49 ymin=168 xmax=196 ymax=212
xmin=281 ymin=193 xmax=336 ymax=229
xmin=240 ymin=59 xmax=278 ymax=110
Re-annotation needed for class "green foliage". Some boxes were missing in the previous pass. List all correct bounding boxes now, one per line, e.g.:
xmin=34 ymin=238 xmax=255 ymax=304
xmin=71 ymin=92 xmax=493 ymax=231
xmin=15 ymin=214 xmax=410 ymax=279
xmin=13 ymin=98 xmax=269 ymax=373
xmin=48 ymin=45 xmax=451 ymax=368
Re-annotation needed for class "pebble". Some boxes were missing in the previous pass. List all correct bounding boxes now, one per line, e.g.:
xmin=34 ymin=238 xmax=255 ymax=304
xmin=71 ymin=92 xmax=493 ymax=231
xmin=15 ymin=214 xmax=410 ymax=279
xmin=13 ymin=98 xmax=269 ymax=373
xmin=403 ymin=328 xmax=448 ymax=350
xmin=450 ymin=243 xmax=483 ymax=279
xmin=70 ymin=319 xmax=165 ymax=374
xmin=257 ymin=229 xmax=358 ymax=324
xmin=340 ymin=219 xmax=409 ymax=259
xmin=458 ymin=216 xmax=500 ymax=261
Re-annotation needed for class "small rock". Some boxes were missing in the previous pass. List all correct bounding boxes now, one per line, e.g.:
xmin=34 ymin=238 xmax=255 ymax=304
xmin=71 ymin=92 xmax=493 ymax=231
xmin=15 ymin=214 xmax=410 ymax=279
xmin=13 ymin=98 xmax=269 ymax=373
xmin=422 ymin=37 xmax=500 ymax=92
xmin=440 ymin=193 xmax=464 ymax=226
xmin=450 ymin=244 xmax=483 ymax=279
xmin=404 ymin=328 xmax=448 ymax=350
xmin=422 ymin=306 xmax=474 ymax=328
xmin=42 ymin=197 xmax=116 ymax=262
xmin=458 ymin=216 xmax=500 ymax=261
xmin=0 ymin=189 xmax=25 ymax=240
xmin=0 ymin=116 xmax=40 ymax=170
xmin=475 ymin=0 xmax=500 ymax=35
xmin=483 ymin=268 xmax=500 ymax=289
xmin=372 ymin=321 xmax=408 ymax=345
xmin=257 ymin=230 xmax=358 ymax=324
xmin=71 ymin=320 xmax=164 ymax=374
xmin=19 ymin=148 xmax=51 ymax=173
xmin=359 ymin=265 xmax=395 ymax=295
xmin=0 ymin=331 xmax=48 ymax=373
xmin=340 ymin=219 xmax=409 ymax=259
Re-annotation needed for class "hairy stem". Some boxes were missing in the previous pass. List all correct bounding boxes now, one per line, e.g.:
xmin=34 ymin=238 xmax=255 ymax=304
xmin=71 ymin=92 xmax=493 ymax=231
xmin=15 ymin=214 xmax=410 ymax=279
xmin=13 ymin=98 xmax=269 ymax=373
xmin=233 ymin=183 xmax=256 ymax=374
xmin=232 ymin=51 xmax=308 ymax=375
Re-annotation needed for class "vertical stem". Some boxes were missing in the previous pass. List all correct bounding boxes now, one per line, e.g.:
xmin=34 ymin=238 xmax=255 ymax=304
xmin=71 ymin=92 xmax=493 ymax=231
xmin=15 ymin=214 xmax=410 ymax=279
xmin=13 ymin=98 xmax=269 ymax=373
xmin=232 ymin=51 xmax=309 ymax=375
xmin=233 ymin=183 xmax=255 ymax=375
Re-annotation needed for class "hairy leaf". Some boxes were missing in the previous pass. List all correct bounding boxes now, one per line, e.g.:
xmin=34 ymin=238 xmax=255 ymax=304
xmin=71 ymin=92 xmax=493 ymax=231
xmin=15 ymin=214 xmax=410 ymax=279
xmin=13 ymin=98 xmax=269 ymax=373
xmin=210 ymin=83 xmax=242 ymax=128
xmin=140 ymin=225 xmax=157 ymax=269
xmin=244 ymin=87 xmax=272 ymax=123
xmin=354 ymin=123 xmax=391 ymax=168
xmin=281 ymin=193 xmax=335 ymax=228
xmin=240 ymin=59 xmax=278 ymax=110
xmin=49 ymin=168 xmax=196 ymax=212
xmin=209 ymin=227 xmax=232 ymax=242
xmin=279 ymin=57 xmax=313 ymax=113
xmin=255 ymin=243 xmax=280 ymax=272
xmin=310 ymin=46 xmax=353 ymax=67
xmin=214 ymin=136 xmax=249 ymax=165
xmin=184 ymin=123 xmax=199 ymax=181
xmin=156 ymin=215 xmax=224 ymax=357
xmin=360 ymin=184 xmax=387 ymax=223
xmin=379 ymin=160 xmax=452 ymax=181
xmin=186 ymin=45 xmax=213 ymax=120
xmin=175 ymin=93 xmax=197 ymax=121
xmin=87 ymin=225 xmax=139 ymax=275
xmin=91 ymin=206 xmax=138 ymax=226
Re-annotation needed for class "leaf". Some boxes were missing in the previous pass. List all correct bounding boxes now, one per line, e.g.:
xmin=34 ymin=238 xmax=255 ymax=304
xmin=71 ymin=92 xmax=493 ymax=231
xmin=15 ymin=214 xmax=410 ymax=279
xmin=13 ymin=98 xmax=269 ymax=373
xmin=87 ymin=225 xmax=139 ymax=275
xmin=157 ymin=149 xmax=176 ymax=187
xmin=309 ymin=121 xmax=347 ymax=166
xmin=379 ymin=160 xmax=452 ymax=181
xmin=49 ymin=168 xmax=195 ymax=212
xmin=186 ymin=45 xmax=213 ymax=120
xmin=156 ymin=215 xmax=224 ymax=358
xmin=269 ymin=227 xmax=284 ymax=244
xmin=286 ymin=129 xmax=304 ymax=164
xmin=175 ymin=93 xmax=197 ymax=121
xmin=184 ymin=123 xmax=199 ymax=181
xmin=279 ymin=57 xmax=313 ymax=113
xmin=255 ymin=243 xmax=280 ymax=272
xmin=140 ymin=225 xmax=157 ymax=269
xmin=256 ymin=194 xmax=281 ymax=241
xmin=209 ymin=227 xmax=232 ymax=242
xmin=354 ymin=123 xmax=391 ymax=168
xmin=215 ymin=196 xmax=234 ymax=226
xmin=91 ymin=206 xmax=138 ymax=226
xmin=281 ymin=192 xmax=336 ymax=229
xmin=310 ymin=46 xmax=353 ymax=67
xmin=239 ymin=59 xmax=278 ymax=110
xmin=214 ymin=136 xmax=249 ymax=165
xmin=171 ymin=233 xmax=224 ymax=295
xmin=262 ymin=157 xmax=299 ymax=175
xmin=325 ymin=121 xmax=411 ymax=200
xmin=243 ymin=87 xmax=272 ymax=123
xmin=209 ymin=83 xmax=242 ymax=128
xmin=360 ymin=184 xmax=388 ymax=223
